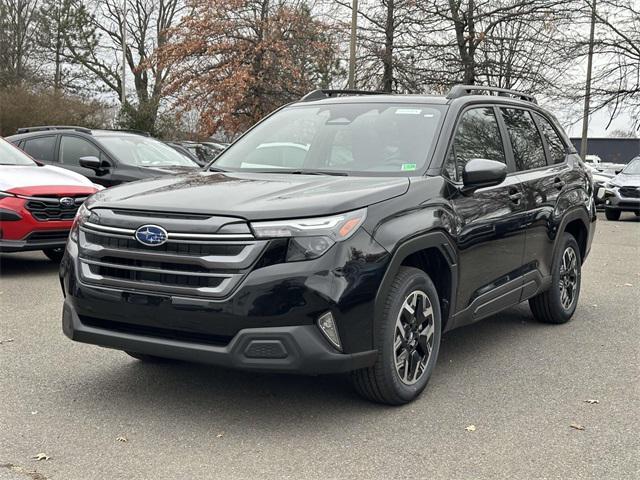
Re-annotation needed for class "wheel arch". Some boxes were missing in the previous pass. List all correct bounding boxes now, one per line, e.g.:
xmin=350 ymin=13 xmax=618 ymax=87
xmin=374 ymin=231 xmax=458 ymax=337
xmin=556 ymin=207 xmax=590 ymax=264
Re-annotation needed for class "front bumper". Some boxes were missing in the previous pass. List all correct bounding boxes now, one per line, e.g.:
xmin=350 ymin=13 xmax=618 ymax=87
xmin=0 ymin=232 xmax=70 ymax=252
xmin=597 ymin=187 xmax=640 ymax=212
xmin=60 ymin=228 xmax=389 ymax=374
xmin=62 ymin=299 xmax=376 ymax=374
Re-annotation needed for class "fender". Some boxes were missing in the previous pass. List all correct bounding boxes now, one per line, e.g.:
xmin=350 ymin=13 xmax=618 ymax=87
xmin=551 ymin=205 xmax=591 ymax=261
xmin=373 ymin=230 xmax=459 ymax=343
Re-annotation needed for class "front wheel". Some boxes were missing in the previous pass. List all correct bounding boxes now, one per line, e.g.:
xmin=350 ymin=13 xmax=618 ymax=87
xmin=605 ymin=209 xmax=621 ymax=221
xmin=529 ymin=233 xmax=581 ymax=324
xmin=351 ymin=267 xmax=441 ymax=405
xmin=43 ymin=247 xmax=64 ymax=262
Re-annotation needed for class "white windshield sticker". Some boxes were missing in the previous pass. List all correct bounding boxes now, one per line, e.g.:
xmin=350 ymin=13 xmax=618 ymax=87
xmin=395 ymin=108 xmax=422 ymax=115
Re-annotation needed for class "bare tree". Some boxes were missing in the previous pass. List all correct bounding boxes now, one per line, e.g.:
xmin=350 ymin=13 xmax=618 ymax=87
xmin=0 ymin=0 xmax=41 ymax=86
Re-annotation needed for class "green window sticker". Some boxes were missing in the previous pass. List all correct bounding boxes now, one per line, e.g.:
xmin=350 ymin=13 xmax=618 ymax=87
xmin=401 ymin=163 xmax=417 ymax=171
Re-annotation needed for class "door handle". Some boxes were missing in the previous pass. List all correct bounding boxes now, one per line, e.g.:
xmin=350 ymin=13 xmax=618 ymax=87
xmin=554 ymin=177 xmax=565 ymax=190
xmin=508 ymin=191 xmax=523 ymax=203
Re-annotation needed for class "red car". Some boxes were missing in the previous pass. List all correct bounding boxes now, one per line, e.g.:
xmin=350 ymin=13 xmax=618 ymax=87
xmin=0 ymin=138 xmax=100 ymax=261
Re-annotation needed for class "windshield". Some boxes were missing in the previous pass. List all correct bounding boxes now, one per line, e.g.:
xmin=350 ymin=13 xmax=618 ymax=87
xmin=622 ymin=158 xmax=640 ymax=175
xmin=98 ymin=135 xmax=199 ymax=168
xmin=0 ymin=139 xmax=37 ymax=166
xmin=213 ymin=103 xmax=445 ymax=175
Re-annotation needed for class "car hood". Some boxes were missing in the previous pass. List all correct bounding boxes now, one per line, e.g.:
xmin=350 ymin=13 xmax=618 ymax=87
xmin=0 ymin=164 xmax=95 ymax=192
xmin=89 ymin=171 xmax=410 ymax=220
xmin=139 ymin=165 xmax=201 ymax=175
xmin=612 ymin=173 xmax=640 ymax=186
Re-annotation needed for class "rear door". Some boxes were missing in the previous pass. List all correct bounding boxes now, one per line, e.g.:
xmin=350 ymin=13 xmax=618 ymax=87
xmin=444 ymin=106 xmax=527 ymax=319
xmin=497 ymin=107 xmax=572 ymax=289
xmin=21 ymin=135 xmax=59 ymax=166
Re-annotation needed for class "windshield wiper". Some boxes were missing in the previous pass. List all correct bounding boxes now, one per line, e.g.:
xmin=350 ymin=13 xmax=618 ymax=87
xmin=253 ymin=169 xmax=348 ymax=176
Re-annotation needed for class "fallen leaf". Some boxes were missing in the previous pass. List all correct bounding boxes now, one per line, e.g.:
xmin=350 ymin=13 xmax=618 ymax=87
xmin=591 ymin=304 xmax=597 ymax=307
xmin=584 ymin=399 xmax=599 ymax=404
xmin=116 ymin=436 xmax=128 ymax=442
xmin=0 ymin=338 xmax=14 ymax=345
xmin=569 ymin=423 xmax=585 ymax=431
xmin=33 ymin=453 xmax=50 ymax=461
xmin=623 ymin=283 xmax=633 ymax=287
xmin=216 ymin=432 xmax=224 ymax=438
xmin=465 ymin=425 xmax=476 ymax=432
xmin=31 ymin=411 xmax=38 ymax=415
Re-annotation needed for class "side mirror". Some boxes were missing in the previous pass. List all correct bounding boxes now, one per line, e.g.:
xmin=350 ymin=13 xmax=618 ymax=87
xmin=79 ymin=156 xmax=109 ymax=171
xmin=462 ymin=159 xmax=507 ymax=192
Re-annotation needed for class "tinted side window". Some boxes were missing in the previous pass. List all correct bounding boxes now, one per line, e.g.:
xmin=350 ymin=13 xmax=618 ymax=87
xmin=444 ymin=107 xmax=506 ymax=182
xmin=60 ymin=136 xmax=101 ymax=166
xmin=533 ymin=113 xmax=567 ymax=164
xmin=500 ymin=108 xmax=546 ymax=171
xmin=22 ymin=136 xmax=57 ymax=162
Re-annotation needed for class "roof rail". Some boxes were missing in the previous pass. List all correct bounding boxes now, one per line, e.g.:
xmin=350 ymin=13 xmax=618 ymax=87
xmin=300 ymin=89 xmax=386 ymax=102
xmin=446 ymin=85 xmax=537 ymax=104
xmin=15 ymin=125 xmax=92 ymax=134
xmin=102 ymin=128 xmax=151 ymax=137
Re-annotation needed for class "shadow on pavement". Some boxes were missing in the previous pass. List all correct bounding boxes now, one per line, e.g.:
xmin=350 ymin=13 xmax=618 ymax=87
xmin=67 ymin=304 xmax=546 ymax=426
xmin=0 ymin=252 xmax=60 ymax=277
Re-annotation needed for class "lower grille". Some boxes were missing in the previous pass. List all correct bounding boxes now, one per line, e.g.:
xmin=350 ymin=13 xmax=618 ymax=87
xmin=26 ymin=230 xmax=70 ymax=241
xmin=619 ymin=187 xmax=640 ymax=198
xmin=80 ymin=315 xmax=232 ymax=346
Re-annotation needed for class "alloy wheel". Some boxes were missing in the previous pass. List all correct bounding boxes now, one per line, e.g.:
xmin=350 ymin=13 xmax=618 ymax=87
xmin=394 ymin=290 xmax=435 ymax=385
xmin=559 ymin=246 xmax=578 ymax=310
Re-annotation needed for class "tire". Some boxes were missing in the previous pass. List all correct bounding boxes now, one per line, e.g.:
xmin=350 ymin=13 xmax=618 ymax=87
xmin=351 ymin=266 xmax=441 ymax=405
xmin=635 ymin=211 xmax=640 ymax=217
xmin=529 ymin=233 xmax=581 ymax=324
xmin=125 ymin=351 xmax=173 ymax=363
xmin=43 ymin=247 xmax=64 ymax=262
xmin=605 ymin=209 xmax=621 ymax=221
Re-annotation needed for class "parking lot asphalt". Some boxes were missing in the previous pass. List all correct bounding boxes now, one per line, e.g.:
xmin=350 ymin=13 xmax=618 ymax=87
xmin=1 ymin=212 xmax=639 ymax=480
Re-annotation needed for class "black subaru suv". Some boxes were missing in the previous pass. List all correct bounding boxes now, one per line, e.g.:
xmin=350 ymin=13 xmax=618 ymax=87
xmin=6 ymin=127 xmax=200 ymax=187
xmin=60 ymin=86 xmax=596 ymax=404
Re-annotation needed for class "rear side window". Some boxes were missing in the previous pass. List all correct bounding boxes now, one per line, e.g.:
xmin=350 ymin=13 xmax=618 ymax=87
xmin=443 ymin=107 xmax=506 ymax=182
xmin=22 ymin=136 xmax=57 ymax=162
xmin=533 ymin=113 xmax=567 ymax=164
xmin=60 ymin=136 xmax=102 ymax=165
xmin=500 ymin=108 xmax=546 ymax=171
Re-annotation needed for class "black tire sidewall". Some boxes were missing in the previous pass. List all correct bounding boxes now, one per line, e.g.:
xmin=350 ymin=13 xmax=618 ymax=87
xmin=379 ymin=268 xmax=442 ymax=403
xmin=43 ymin=248 xmax=64 ymax=262
xmin=605 ymin=208 xmax=621 ymax=220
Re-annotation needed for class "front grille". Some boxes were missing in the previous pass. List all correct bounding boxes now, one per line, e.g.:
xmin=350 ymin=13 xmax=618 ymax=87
xmin=80 ymin=315 xmax=232 ymax=346
xmin=25 ymin=195 xmax=87 ymax=221
xmin=26 ymin=230 xmax=70 ymax=241
xmin=78 ymin=209 xmax=267 ymax=299
xmin=619 ymin=187 xmax=640 ymax=198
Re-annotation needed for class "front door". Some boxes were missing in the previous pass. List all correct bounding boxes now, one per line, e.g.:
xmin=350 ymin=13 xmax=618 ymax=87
xmin=443 ymin=106 xmax=527 ymax=320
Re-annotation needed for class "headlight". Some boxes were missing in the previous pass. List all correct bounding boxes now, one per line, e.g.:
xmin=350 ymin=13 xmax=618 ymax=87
xmin=251 ymin=208 xmax=367 ymax=261
xmin=69 ymin=203 xmax=92 ymax=242
xmin=605 ymin=181 xmax=620 ymax=189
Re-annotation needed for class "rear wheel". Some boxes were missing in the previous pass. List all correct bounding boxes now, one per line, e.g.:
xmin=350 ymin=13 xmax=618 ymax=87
xmin=529 ymin=233 xmax=581 ymax=324
xmin=605 ymin=209 xmax=621 ymax=220
xmin=351 ymin=267 xmax=441 ymax=405
xmin=43 ymin=247 xmax=64 ymax=262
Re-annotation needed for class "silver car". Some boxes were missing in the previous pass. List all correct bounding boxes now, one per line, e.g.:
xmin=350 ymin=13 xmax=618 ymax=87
xmin=598 ymin=156 xmax=640 ymax=220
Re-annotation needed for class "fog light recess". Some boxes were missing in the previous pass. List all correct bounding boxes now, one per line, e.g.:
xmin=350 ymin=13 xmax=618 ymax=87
xmin=317 ymin=312 xmax=342 ymax=352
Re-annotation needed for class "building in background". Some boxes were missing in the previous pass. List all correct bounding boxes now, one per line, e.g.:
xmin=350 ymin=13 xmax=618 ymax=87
xmin=571 ymin=137 xmax=640 ymax=164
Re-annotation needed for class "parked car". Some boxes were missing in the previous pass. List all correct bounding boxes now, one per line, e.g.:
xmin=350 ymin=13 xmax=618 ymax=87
xmin=585 ymin=163 xmax=614 ymax=208
xmin=6 ymin=127 xmax=201 ymax=187
xmin=164 ymin=141 xmax=201 ymax=163
xmin=597 ymin=156 xmax=640 ymax=220
xmin=179 ymin=141 xmax=227 ymax=166
xmin=0 ymin=138 xmax=100 ymax=261
xmin=60 ymin=86 xmax=595 ymax=404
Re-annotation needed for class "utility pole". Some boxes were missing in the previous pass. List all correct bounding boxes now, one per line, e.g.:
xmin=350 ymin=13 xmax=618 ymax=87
xmin=348 ymin=0 xmax=358 ymax=89
xmin=580 ymin=0 xmax=597 ymax=160
xmin=121 ymin=0 xmax=127 ymax=105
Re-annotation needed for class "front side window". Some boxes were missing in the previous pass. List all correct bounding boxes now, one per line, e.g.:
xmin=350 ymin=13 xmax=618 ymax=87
xmin=60 ymin=136 xmax=102 ymax=165
xmin=22 ymin=136 xmax=57 ymax=162
xmin=622 ymin=158 xmax=640 ymax=175
xmin=213 ymin=103 xmax=445 ymax=175
xmin=443 ymin=107 xmax=506 ymax=182
xmin=501 ymin=108 xmax=547 ymax=171
xmin=533 ymin=112 xmax=567 ymax=164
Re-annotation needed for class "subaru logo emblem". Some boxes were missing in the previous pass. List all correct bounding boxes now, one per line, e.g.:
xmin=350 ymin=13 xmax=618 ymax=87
xmin=60 ymin=197 xmax=75 ymax=208
xmin=135 ymin=225 xmax=168 ymax=246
